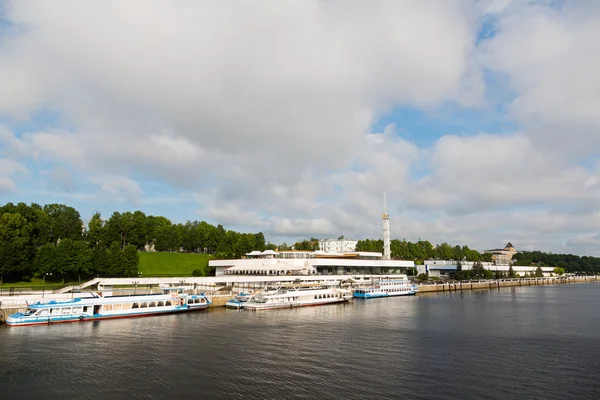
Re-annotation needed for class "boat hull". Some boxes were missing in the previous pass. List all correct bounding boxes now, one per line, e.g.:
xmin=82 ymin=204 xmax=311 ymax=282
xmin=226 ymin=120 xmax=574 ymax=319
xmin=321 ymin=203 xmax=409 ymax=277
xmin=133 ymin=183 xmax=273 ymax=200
xmin=353 ymin=291 xmax=416 ymax=299
xmin=225 ymin=300 xmax=245 ymax=309
xmin=6 ymin=304 xmax=210 ymax=327
xmin=243 ymin=298 xmax=349 ymax=311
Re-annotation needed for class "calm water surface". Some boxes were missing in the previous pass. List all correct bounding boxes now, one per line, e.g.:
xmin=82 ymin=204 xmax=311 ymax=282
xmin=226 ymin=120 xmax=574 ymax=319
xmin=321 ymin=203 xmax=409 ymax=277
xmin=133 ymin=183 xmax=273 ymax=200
xmin=1 ymin=284 xmax=600 ymax=399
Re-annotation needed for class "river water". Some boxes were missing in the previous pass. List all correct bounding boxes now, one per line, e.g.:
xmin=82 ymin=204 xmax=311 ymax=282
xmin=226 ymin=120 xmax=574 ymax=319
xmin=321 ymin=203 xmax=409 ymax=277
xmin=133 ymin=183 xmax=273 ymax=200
xmin=1 ymin=284 xmax=599 ymax=399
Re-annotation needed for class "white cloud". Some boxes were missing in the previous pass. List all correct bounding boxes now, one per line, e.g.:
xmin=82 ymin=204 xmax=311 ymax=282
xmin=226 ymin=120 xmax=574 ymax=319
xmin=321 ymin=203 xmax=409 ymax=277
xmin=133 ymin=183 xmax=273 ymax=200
xmin=1 ymin=1 xmax=600 ymax=254
xmin=0 ymin=158 xmax=27 ymax=194
xmin=480 ymin=0 xmax=600 ymax=157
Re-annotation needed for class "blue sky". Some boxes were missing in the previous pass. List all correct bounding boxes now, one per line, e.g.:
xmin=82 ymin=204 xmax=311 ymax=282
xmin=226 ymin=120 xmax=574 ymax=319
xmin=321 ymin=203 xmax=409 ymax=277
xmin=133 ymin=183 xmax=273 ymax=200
xmin=1 ymin=0 xmax=600 ymax=255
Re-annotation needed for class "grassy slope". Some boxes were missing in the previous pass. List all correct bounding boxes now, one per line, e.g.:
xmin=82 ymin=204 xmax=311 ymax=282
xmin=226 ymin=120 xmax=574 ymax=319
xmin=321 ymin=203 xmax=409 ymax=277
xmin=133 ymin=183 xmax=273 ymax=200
xmin=138 ymin=252 xmax=213 ymax=277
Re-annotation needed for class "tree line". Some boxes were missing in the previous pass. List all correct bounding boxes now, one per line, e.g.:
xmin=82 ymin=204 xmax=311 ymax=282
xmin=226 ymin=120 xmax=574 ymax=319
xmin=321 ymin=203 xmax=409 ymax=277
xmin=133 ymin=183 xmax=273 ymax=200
xmin=0 ymin=202 xmax=268 ymax=283
xmin=514 ymin=251 xmax=600 ymax=274
xmin=355 ymin=239 xmax=493 ymax=263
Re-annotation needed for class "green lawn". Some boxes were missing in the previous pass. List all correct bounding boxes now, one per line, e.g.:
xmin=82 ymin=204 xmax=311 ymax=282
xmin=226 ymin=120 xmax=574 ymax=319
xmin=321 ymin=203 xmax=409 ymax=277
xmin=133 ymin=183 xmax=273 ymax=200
xmin=138 ymin=252 xmax=213 ymax=277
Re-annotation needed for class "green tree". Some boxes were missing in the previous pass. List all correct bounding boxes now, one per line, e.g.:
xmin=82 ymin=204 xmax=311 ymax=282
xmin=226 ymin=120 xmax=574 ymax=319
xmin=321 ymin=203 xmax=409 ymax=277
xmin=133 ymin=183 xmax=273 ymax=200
xmin=87 ymin=212 xmax=105 ymax=248
xmin=0 ymin=213 xmax=33 ymax=282
xmin=43 ymin=203 xmax=83 ymax=242
xmin=553 ymin=267 xmax=565 ymax=276
xmin=535 ymin=266 xmax=543 ymax=277
xmin=508 ymin=265 xmax=516 ymax=278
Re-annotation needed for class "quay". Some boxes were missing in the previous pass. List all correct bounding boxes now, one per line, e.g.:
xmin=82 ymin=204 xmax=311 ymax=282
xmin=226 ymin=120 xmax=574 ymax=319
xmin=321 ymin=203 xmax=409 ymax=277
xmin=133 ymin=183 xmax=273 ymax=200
xmin=1 ymin=275 xmax=598 ymax=323
xmin=417 ymin=275 xmax=599 ymax=293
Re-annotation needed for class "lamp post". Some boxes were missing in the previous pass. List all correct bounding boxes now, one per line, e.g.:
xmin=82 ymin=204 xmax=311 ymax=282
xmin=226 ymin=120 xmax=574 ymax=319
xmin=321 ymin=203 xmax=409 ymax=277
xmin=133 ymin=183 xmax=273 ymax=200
xmin=43 ymin=272 xmax=52 ymax=285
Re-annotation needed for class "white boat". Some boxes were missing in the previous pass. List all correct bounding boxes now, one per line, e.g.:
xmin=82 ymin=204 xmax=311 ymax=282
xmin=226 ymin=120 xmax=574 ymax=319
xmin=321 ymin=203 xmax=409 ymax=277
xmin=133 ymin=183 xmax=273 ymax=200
xmin=243 ymin=286 xmax=351 ymax=310
xmin=353 ymin=278 xmax=416 ymax=299
xmin=5 ymin=287 xmax=211 ymax=327
xmin=225 ymin=292 xmax=255 ymax=309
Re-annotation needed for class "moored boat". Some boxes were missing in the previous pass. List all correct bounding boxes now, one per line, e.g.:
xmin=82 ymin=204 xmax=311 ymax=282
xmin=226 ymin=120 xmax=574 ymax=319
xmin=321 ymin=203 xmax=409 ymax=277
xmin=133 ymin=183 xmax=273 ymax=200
xmin=243 ymin=286 xmax=351 ymax=310
xmin=353 ymin=277 xmax=415 ymax=299
xmin=5 ymin=287 xmax=211 ymax=327
xmin=225 ymin=292 xmax=254 ymax=309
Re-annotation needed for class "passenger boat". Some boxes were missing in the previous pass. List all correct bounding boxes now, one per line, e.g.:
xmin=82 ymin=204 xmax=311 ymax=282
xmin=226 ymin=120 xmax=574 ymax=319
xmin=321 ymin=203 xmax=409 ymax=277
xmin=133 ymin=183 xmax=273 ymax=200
xmin=353 ymin=278 xmax=416 ymax=299
xmin=225 ymin=292 xmax=254 ymax=309
xmin=5 ymin=287 xmax=211 ymax=327
xmin=243 ymin=286 xmax=351 ymax=310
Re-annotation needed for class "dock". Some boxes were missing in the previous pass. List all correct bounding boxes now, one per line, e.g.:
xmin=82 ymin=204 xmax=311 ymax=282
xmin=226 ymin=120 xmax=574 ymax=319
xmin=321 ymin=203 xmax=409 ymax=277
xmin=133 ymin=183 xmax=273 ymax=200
xmin=1 ymin=275 xmax=597 ymax=323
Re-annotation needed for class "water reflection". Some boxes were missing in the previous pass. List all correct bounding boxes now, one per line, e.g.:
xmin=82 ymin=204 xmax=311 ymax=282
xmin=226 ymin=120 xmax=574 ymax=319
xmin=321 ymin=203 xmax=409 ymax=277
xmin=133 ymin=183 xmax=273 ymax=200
xmin=1 ymin=285 xmax=600 ymax=399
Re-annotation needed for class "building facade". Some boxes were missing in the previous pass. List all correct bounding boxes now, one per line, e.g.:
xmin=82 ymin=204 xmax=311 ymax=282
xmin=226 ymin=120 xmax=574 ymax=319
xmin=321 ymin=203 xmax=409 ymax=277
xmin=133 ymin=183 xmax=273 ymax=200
xmin=318 ymin=239 xmax=358 ymax=253
xmin=484 ymin=242 xmax=517 ymax=264
xmin=209 ymin=249 xmax=414 ymax=277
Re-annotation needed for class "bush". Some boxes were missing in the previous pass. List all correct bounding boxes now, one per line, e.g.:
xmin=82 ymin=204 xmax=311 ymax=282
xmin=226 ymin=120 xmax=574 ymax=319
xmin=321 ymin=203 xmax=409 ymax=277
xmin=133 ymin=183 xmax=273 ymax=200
xmin=191 ymin=268 xmax=204 ymax=277
xmin=417 ymin=273 xmax=429 ymax=281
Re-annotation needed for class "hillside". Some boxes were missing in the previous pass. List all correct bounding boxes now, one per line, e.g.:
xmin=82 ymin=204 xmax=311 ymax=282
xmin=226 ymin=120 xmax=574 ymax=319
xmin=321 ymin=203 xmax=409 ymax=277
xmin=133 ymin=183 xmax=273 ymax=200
xmin=138 ymin=252 xmax=213 ymax=277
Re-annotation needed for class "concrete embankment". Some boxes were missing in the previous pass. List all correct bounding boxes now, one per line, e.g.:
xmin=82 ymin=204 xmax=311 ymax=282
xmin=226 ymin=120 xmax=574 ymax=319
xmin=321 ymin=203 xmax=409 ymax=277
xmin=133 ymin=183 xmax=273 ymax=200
xmin=417 ymin=276 xmax=598 ymax=293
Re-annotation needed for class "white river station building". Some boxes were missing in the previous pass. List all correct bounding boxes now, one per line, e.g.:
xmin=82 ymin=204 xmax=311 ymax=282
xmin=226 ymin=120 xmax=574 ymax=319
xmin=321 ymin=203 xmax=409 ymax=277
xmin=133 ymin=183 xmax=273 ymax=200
xmin=209 ymin=198 xmax=552 ymax=278
xmin=210 ymin=250 xmax=414 ymax=277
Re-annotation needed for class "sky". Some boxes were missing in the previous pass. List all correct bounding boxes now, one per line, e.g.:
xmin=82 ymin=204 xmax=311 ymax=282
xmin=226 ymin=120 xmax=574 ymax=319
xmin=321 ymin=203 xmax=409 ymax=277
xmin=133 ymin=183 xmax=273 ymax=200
xmin=1 ymin=0 xmax=600 ymax=255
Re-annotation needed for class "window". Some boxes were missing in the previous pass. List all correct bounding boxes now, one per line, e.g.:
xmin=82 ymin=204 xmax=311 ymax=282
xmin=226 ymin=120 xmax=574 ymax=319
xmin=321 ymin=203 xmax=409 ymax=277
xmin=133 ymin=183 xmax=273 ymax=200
xmin=140 ymin=302 xmax=148 ymax=308
xmin=157 ymin=301 xmax=164 ymax=307
xmin=61 ymin=308 xmax=72 ymax=315
xmin=113 ymin=304 xmax=122 ymax=311
xmin=165 ymin=301 xmax=172 ymax=306
xmin=149 ymin=302 xmax=156 ymax=307
xmin=132 ymin=303 xmax=139 ymax=309
xmin=104 ymin=304 xmax=113 ymax=311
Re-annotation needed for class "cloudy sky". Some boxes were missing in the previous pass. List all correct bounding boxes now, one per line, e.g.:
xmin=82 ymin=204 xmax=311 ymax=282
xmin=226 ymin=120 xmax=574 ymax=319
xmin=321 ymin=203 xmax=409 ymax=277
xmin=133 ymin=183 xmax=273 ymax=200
xmin=1 ymin=0 xmax=600 ymax=255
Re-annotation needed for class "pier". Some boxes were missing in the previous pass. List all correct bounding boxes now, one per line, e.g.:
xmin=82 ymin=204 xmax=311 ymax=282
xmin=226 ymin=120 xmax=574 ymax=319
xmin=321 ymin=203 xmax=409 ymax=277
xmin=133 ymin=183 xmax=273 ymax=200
xmin=1 ymin=275 xmax=597 ymax=323
xmin=416 ymin=275 xmax=598 ymax=293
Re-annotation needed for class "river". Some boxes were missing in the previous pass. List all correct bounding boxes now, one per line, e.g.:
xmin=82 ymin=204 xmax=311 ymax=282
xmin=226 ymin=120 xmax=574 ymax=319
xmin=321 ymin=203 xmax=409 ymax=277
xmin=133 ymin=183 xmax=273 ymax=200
xmin=1 ymin=284 xmax=599 ymax=399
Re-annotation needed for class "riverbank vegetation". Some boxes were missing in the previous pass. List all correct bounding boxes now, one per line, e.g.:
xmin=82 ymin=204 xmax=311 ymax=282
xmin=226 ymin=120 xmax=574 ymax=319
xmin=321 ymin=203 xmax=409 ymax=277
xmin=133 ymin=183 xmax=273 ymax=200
xmin=0 ymin=202 xmax=267 ymax=283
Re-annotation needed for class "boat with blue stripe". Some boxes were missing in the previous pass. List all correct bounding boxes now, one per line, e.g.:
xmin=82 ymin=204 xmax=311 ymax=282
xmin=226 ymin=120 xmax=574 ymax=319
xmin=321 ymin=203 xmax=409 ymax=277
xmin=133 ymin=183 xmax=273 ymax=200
xmin=353 ymin=277 xmax=416 ymax=299
xmin=6 ymin=287 xmax=211 ymax=327
xmin=225 ymin=292 xmax=254 ymax=309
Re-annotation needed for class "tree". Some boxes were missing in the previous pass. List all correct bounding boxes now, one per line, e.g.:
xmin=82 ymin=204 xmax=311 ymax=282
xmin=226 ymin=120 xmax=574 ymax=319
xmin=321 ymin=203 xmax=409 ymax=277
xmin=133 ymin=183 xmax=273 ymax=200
xmin=553 ymin=267 xmax=565 ymax=276
xmin=0 ymin=213 xmax=34 ymax=282
xmin=54 ymin=238 xmax=93 ymax=282
xmin=43 ymin=203 xmax=83 ymax=242
xmin=535 ymin=266 xmax=543 ymax=277
xmin=508 ymin=265 xmax=516 ymax=278
xmin=87 ymin=212 xmax=105 ymax=248
xmin=471 ymin=260 xmax=485 ymax=278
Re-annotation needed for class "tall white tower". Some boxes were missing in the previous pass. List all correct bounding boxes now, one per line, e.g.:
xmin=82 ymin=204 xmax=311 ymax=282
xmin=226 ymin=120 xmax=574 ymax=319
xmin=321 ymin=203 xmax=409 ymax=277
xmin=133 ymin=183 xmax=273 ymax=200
xmin=382 ymin=193 xmax=391 ymax=260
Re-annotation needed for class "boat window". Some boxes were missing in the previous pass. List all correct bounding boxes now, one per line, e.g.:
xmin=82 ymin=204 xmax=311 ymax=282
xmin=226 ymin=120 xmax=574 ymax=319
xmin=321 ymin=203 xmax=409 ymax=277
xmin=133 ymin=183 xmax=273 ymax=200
xmin=38 ymin=309 xmax=49 ymax=316
xmin=187 ymin=299 xmax=193 ymax=304
xmin=24 ymin=307 xmax=35 ymax=316
xmin=140 ymin=302 xmax=148 ymax=308
xmin=104 ymin=304 xmax=113 ymax=311
xmin=62 ymin=307 xmax=72 ymax=315
xmin=157 ymin=301 xmax=164 ymax=307
xmin=132 ymin=303 xmax=139 ymax=309
xmin=165 ymin=301 xmax=172 ymax=306
xmin=72 ymin=307 xmax=83 ymax=314
xmin=149 ymin=302 xmax=156 ymax=307
xmin=83 ymin=306 xmax=88 ymax=313
xmin=113 ymin=304 xmax=122 ymax=311
xmin=194 ymin=298 xmax=200 ymax=304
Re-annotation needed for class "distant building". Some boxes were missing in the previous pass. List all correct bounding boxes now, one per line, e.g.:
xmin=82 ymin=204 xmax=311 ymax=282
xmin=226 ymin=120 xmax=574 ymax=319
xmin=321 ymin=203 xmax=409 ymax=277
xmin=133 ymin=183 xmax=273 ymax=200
xmin=485 ymin=242 xmax=517 ymax=264
xmin=418 ymin=259 xmax=553 ymax=278
xmin=318 ymin=239 xmax=358 ymax=253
